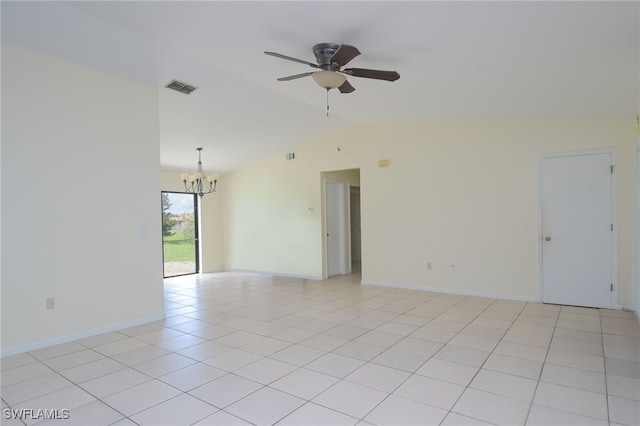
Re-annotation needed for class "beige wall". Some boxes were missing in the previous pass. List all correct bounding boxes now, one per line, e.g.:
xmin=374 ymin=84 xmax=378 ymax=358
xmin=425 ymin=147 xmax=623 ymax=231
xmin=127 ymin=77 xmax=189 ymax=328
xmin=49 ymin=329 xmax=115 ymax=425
xmin=223 ymin=119 xmax=636 ymax=306
xmin=1 ymin=45 xmax=164 ymax=355
xmin=160 ymin=169 xmax=224 ymax=272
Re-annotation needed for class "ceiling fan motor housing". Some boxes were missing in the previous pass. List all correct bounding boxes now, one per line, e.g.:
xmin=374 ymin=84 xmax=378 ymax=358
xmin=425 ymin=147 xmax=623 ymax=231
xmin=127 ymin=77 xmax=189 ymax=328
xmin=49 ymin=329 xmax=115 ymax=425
xmin=313 ymin=43 xmax=341 ymax=70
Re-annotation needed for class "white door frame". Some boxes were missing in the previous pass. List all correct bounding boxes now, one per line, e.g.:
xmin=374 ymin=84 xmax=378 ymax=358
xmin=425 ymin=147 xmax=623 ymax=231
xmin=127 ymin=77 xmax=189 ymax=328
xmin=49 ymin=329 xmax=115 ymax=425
xmin=538 ymin=147 xmax=618 ymax=307
xmin=322 ymin=178 xmax=349 ymax=279
xmin=348 ymin=184 xmax=361 ymax=268
xmin=635 ymin=138 xmax=640 ymax=312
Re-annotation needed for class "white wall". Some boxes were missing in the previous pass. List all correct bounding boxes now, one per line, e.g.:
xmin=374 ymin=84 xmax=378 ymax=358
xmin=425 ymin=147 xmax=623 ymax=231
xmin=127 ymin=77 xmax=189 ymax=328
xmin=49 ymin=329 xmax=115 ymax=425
xmin=160 ymin=169 xmax=224 ymax=272
xmin=1 ymin=44 xmax=164 ymax=355
xmin=223 ymin=119 xmax=636 ymax=305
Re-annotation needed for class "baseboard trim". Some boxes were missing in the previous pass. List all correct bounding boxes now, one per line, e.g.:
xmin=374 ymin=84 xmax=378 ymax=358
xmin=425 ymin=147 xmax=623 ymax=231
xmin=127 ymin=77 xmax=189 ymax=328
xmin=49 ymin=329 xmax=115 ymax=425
xmin=361 ymin=279 xmax=539 ymax=303
xmin=0 ymin=313 xmax=165 ymax=358
xmin=224 ymin=268 xmax=322 ymax=281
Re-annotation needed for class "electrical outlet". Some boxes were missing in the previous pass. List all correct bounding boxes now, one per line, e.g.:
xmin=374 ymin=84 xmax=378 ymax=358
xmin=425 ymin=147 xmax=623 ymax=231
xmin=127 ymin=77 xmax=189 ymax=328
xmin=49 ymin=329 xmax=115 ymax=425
xmin=449 ymin=264 xmax=457 ymax=272
xmin=46 ymin=297 xmax=55 ymax=310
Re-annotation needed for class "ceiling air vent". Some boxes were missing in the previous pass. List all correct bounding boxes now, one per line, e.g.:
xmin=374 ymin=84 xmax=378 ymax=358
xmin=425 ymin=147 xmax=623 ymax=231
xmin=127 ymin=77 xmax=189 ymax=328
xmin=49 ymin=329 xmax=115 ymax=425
xmin=165 ymin=79 xmax=197 ymax=94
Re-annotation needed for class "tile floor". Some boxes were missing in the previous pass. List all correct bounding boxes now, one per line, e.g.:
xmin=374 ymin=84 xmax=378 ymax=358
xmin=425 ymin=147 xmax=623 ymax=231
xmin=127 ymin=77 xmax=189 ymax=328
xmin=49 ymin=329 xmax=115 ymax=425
xmin=1 ymin=272 xmax=639 ymax=425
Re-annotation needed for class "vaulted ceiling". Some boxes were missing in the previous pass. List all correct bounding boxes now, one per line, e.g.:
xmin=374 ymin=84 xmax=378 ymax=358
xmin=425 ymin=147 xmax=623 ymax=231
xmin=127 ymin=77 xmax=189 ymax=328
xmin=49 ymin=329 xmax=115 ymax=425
xmin=2 ymin=1 xmax=638 ymax=173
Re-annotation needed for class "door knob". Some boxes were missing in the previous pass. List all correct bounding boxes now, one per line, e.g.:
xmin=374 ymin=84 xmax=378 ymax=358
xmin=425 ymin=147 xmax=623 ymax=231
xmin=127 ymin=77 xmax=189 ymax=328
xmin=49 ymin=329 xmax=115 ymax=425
xmin=545 ymin=236 xmax=551 ymax=241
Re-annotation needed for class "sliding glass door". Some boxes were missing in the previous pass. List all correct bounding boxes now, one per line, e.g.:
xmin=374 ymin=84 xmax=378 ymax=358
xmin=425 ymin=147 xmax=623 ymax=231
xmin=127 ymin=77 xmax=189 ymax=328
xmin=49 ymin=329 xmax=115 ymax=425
xmin=162 ymin=191 xmax=199 ymax=277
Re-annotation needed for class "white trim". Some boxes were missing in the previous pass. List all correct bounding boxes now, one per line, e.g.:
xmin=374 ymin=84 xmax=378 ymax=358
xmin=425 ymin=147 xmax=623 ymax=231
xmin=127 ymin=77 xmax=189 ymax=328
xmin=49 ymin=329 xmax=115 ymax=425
xmin=538 ymin=147 xmax=618 ymax=309
xmin=0 ymin=313 xmax=165 ymax=358
xmin=361 ymin=280 xmax=538 ymax=303
xmin=224 ymin=268 xmax=322 ymax=281
xmin=634 ymin=138 xmax=640 ymax=313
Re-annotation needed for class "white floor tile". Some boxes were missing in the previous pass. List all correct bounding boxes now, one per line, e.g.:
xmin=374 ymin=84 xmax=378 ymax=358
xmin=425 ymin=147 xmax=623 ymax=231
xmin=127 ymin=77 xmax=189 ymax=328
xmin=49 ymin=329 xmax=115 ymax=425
xmin=79 ymin=368 xmax=151 ymax=399
xmin=416 ymin=357 xmax=479 ymax=386
xmin=35 ymin=400 xmax=124 ymax=426
xmin=306 ymin=353 xmax=366 ymax=378
xmin=441 ymin=412 xmax=494 ymax=425
xmin=92 ymin=338 xmax=147 ymax=357
xmin=526 ymin=404 xmax=609 ymax=426
xmin=270 ymin=367 xmax=339 ymax=400
xmin=59 ymin=357 xmax=126 ymax=383
xmin=370 ymin=348 xmax=429 ymax=373
xmin=608 ymin=395 xmax=640 ymax=425
xmin=203 ymin=348 xmax=262 ymax=372
xmin=333 ymin=341 xmax=387 ymax=361
xmin=607 ymin=374 xmax=640 ymax=401
xmin=193 ymin=410 xmax=250 ymax=425
xmin=470 ymin=369 xmax=537 ymax=402
xmin=158 ymin=362 xmax=226 ymax=391
xmin=177 ymin=340 xmax=235 ymax=361
xmin=28 ymin=342 xmax=86 ymax=361
xmin=345 ymin=363 xmax=410 ymax=393
xmin=540 ymin=363 xmax=606 ymax=393
xmin=482 ymin=353 xmax=542 ymax=380
xmin=270 ymin=344 xmax=325 ymax=366
xmin=156 ymin=333 xmax=208 ymax=351
xmin=434 ymin=345 xmax=490 ymax=367
xmin=189 ymin=373 xmax=262 ymax=408
xmin=278 ymin=402 xmax=358 ymax=426
xmin=14 ymin=386 xmax=96 ymax=425
xmin=364 ymin=394 xmax=448 ymax=425
xmin=2 ymin=362 xmax=54 ymax=387
xmin=394 ymin=374 xmax=465 ymax=410
xmin=134 ymin=352 xmax=196 ymax=377
xmin=130 ymin=393 xmax=218 ymax=426
xmin=5 ymin=271 xmax=640 ymax=426
xmin=101 ymin=379 xmax=181 ymax=417
xmin=225 ymin=386 xmax=304 ymax=425
xmin=2 ymin=373 xmax=73 ymax=406
xmin=313 ymin=380 xmax=388 ymax=419
xmin=603 ymin=334 xmax=640 ymax=362
xmin=410 ymin=326 xmax=457 ymax=343
xmin=448 ymin=333 xmax=499 ymax=352
xmin=301 ymin=333 xmax=350 ymax=351
xmin=545 ymin=349 xmax=605 ymax=373
xmin=43 ymin=349 xmax=104 ymax=371
xmin=453 ymin=388 xmax=530 ymax=425
xmin=533 ymin=381 xmax=608 ymax=420
xmin=1 ymin=353 xmax=38 ymax=371
xmin=234 ymin=357 xmax=297 ymax=385
xmin=493 ymin=340 xmax=548 ymax=362
xmin=110 ymin=344 xmax=170 ymax=366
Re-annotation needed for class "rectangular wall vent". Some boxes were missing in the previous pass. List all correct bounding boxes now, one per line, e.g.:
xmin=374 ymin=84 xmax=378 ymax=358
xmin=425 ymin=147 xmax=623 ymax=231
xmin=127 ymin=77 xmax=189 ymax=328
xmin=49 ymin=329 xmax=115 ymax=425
xmin=165 ymin=79 xmax=197 ymax=94
xmin=285 ymin=152 xmax=296 ymax=161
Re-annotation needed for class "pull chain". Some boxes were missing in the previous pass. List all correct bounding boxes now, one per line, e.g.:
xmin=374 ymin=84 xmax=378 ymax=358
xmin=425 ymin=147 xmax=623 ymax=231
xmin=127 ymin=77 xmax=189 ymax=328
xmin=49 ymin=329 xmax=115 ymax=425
xmin=326 ymin=88 xmax=330 ymax=117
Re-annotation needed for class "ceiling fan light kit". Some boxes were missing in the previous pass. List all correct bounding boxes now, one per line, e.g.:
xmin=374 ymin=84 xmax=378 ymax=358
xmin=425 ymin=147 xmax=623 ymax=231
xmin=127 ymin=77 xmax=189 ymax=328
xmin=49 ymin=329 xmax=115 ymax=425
xmin=265 ymin=43 xmax=400 ymax=115
xmin=312 ymin=70 xmax=346 ymax=89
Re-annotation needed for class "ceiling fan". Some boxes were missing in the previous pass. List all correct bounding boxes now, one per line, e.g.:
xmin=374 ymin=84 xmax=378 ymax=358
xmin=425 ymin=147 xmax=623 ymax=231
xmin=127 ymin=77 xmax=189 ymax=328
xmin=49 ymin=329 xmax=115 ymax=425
xmin=264 ymin=43 xmax=400 ymax=94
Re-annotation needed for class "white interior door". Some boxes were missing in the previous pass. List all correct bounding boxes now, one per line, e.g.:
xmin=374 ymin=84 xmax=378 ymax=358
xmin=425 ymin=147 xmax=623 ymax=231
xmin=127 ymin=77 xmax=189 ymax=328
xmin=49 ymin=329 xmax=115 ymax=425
xmin=326 ymin=182 xmax=346 ymax=277
xmin=541 ymin=152 xmax=613 ymax=308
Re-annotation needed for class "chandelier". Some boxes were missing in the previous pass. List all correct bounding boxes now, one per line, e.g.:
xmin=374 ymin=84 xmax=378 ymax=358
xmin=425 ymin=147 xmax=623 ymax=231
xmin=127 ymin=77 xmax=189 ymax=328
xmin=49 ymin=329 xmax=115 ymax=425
xmin=180 ymin=147 xmax=218 ymax=198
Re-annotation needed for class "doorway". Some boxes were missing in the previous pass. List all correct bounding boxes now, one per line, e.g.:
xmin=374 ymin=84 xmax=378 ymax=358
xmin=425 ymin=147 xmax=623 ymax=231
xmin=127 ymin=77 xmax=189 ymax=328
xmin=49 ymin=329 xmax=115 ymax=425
xmin=322 ymin=169 xmax=361 ymax=278
xmin=161 ymin=191 xmax=199 ymax=277
xmin=540 ymin=150 xmax=615 ymax=308
xmin=326 ymin=181 xmax=346 ymax=277
xmin=350 ymin=185 xmax=362 ymax=271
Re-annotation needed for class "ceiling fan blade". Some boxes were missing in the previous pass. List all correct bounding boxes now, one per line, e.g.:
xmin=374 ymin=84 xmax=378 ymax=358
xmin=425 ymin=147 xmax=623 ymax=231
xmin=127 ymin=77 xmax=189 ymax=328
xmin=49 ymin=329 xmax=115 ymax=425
xmin=343 ymin=68 xmax=400 ymax=82
xmin=330 ymin=44 xmax=361 ymax=67
xmin=338 ymin=80 xmax=355 ymax=94
xmin=277 ymin=72 xmax=314 ymax=81
xmin=264 ymin=51 xmax=319 ymax=68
